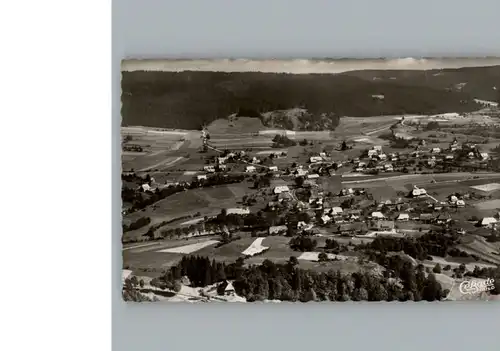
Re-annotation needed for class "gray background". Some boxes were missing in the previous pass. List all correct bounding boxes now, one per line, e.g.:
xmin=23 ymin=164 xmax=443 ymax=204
xmin=112 ymin=1 xmax=500 ymax=350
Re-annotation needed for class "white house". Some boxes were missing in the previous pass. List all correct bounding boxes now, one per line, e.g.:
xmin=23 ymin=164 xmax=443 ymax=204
xmin=204 ymin=165 xmax=215 ymax=172
xmin=368 ymin=150 xmax=378 ymax=158
xmin=378 ymin=153 xmax=387 ymax=161
xmin=397 ymin=213 xmax=409 ymax=221
xmin=269 ymin=225 xmax=288 ymax=235
xmin=141 ymin=184 xmax=151 ymax=192
xmin=224 ymin=281 xmax=235 ymax=296
xmin=310 ymin=156 xmax=323 ymax=163
xmin=296 ymin=169 xmax=308 ymax=177
xmin=371 ymin=211 xmax=385 ymax=219
xmin=456 ymin=200 xmax=465 ymax=207
xmin=432 ymin=148 xmax=441 ymax=154
xmin=274 ymin=185 xmax=290 ymax=194
xmin=218 ymin=157 xmax=228 ymax=164
xmin=373 ymin=146 xmax=382 ymax=152
xmin=480 ymin=152 xmax=489 ymax=160
xmin=412 ymin=187 xmax=427 ymax=197
xmin=481 ymin=217 xmax=497 ymax=227
xmin=384 ymin=163 xmax=394 ymax=172
xmin=332 ymin=207 xmax=343 ymax=215
xmin=245 ymin=165 xmax=256 ymax=173
xmin=319 ymin=152 xmax=327 ymax=158
xmin=227 ymin=207 xmax=250 ymax=215
xmin=197 ymin=174 xmax=207 ymax=181
xmin=450 ymin=195 xmax=458 ymax=203
xmin=307 ymin=174 xmax=320 ymax=179
xmin=298 ymin=221 xmax=313 ymax=231
xmin=269 ymin=166 xmax=278 ymax=172
xmin=321 ymin=215 xmax=331 ymax=224
xmin=445 ymin=155 xmax=454 ymax=160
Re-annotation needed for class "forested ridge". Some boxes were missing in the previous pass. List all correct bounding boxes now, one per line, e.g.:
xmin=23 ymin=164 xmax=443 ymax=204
xmin=121 ymin=66 xmax=500 ymax=129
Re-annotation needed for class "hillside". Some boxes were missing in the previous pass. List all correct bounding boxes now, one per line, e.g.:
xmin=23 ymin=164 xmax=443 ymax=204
xmin=121 ymin=66 xmax=500 ymax=130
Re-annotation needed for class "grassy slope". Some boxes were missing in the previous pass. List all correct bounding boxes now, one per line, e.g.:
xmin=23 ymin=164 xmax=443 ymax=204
xmin=121 ymin=66 xmax=500 ymax=129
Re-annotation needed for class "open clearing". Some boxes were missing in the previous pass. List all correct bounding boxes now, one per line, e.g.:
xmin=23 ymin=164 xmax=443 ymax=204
xmin=180 ymin=217 xmax=204 ymax=226
xmin=298 ymin=252 xmax=351 ymax=262
xmin=470 ymin=183 xmax=500 ymax=192
xmin=183 ymin=171 xmax=198 ymax=176
xmin=424 ymin=255 xmax=497 ymax=271
xmin=157 ymin=240 xmax=220 ymax=254
xmin=242 ymin=238 xmax=269 ymax=256
xmin=474 ymin=199 xmax=500 ymax=210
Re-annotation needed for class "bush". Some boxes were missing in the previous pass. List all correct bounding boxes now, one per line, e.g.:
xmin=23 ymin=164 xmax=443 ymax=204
xmin=432 ymin=263 xmax=442 ymax=274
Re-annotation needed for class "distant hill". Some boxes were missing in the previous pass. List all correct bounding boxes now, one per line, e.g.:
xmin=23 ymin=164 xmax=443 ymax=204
xmin=121 ymin=66 xmax=500 ymax=130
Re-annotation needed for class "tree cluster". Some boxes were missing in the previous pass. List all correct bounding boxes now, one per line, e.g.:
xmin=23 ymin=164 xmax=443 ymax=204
xmin=159 ymin=254 xmax=447 ymax=302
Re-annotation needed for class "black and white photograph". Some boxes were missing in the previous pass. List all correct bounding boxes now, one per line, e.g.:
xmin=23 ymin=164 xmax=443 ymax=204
xmin=121 ymin=58 xmax=500 ymax=303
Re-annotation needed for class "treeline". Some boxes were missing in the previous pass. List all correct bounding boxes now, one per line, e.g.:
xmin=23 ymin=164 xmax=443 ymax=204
xmin=121 ymin=70 xmax=484 ymax=129
xmin=122 ymin=217 xmax=151 ymax=233
xmin=272 ymin=134 xmax=297 ymax=148
xmin=359 ymin=231 xmax=460 ymax=261
xmin=157 ymin=255 xmax=447 ymax=302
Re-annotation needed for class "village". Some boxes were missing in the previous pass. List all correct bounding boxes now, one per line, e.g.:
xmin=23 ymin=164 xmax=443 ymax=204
xmin=122 ymin=126 xmax=500 ymax=303
xmin=127 ymin=134 xmax=500 ymax=239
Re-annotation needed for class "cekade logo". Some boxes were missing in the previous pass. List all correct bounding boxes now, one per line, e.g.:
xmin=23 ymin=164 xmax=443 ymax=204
xmin=458 ymin=278 xmax=495 ymax=295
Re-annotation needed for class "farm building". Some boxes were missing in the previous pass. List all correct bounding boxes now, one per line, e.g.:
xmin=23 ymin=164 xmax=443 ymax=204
xmin=410 ymin=187 xmax=427 ymax=197
xmin=480 ymin=153 xmax=489 ymax=160
xmin=307 ymin=174 xmax=320 ymax=179
xmin=367 ymin=150 xmax=378 ymax=158
xmin=204 ymin=165 xmax=215 ymax=172
xmin=122 ymin=269 xmax=133 ymax=286
xmin=269 ymin=166 xmax=278 ymax=172
xmin=197 ymin=174 xmax=207 ymax=181
xmin=298 ymin=221 xmax=313 ymax=231
xmin=227 ymin=208 xmax=250 ymax=215
xmin=374 ymin=220 xmax=395 ymax=231
xmin=420 ymin=213 xmax=433 ymax=223
xmin=397 ymin=213 xmax=409 ymax=221
xmin=384 ymin=163 xmax=394 ymax=172
xmin=218 ymin=157 xmax=228 ymax=164
xmin=141 ymin=184 xmax=151 ymax=192
xmin=321 ymin=215 xmax=331 ymax=224
xmin=436 ymin=213 xmax=451 ymax=224
xmin=245 ymin=166 xmax=256 ymax=173
xmin=310 ymin=156 xmax=323 ymax=163
xmin=432 ymin=148 xmax=441 ymax=154
xmin=269 ymin=225 xmax=287 ymax=235
xmin=456 ymin=200 xmax=465 ymax=207
xmin=480 ymin=217 xmax=497 ymax=227
xmin=296 ymin=169 xmax=308 ymax=177
xmin=274 ymin=185 xmax=290 ymax=194
xmin=371 ymin=211 xmax=385 ymax=220
xmin=332 ymin=207 xmax=343 ymax=215
xmin=340 ymin=188 xmax=355 ymax=196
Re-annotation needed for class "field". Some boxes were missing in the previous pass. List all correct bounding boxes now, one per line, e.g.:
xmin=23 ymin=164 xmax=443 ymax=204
xmin=475 ymin=199 xmax=500 ymax=211
xmin=157 ymin=240 xmax=220 ymax=254
xmin=242 ymin=238 xmax=268 ymax=256
xmin=122 ymin=184 xmax=252 ymax=242
xmin=121 ymin=127 xmax=204 ymax=172
xmin=470 ymin=183 xmax=500 ymax=192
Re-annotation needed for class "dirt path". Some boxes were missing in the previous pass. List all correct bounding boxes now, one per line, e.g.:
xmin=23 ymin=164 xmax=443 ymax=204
xmin=137 ymin=156 xmax=185 ymax=172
